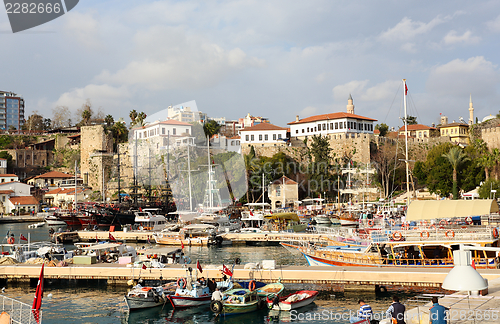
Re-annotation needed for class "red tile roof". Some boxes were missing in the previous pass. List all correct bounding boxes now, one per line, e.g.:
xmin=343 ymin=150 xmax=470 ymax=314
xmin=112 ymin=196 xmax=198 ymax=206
xmin=271 ymin=176 xmax=298 ymax=185
xmin=46 ymin=188 xmax=86 ymax=195
xmin=0 ymin=190 xmax=14 ymax=194
xmin=9 ymin=196 xmax=39 ymax=205
xmin=288 ymin=112 xmax=377 ymax=125
xmin=239 ymin=123 xmax=287 ymax=132
xmin=0 ymin=174 xmax=18 ymax=177
xmin=33 ymin=171 xmax=73 ymax=179
xmin=398 ymin=124 xmax=436 ymax=131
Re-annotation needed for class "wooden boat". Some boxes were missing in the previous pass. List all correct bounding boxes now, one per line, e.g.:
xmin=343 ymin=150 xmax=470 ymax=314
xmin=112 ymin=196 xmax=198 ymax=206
xmin=124 ymin=285 xmax=170 ymax=310
xmin=282 ymin=226 xmax=500 ymax=269
xmin=210 ymin=288 xmax=266 ymax=316
xmin=167 ymin=278 xmax=211 ymax=308
xmin=256 ymin=281 xmax=284 ymax=298
xmin=266 ymin=290 xmax=319 ymax=311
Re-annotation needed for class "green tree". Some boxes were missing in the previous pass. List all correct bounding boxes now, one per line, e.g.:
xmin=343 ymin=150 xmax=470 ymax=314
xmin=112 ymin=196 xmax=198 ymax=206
xmin=203 ymin=120 xmax=221 ymax=139
xmin=413 ymin=143 xmax=454 ymax=197
xmin=405 ymin=116 xmax=418 ymax=125
xmin=25 ymin=112 xmax=44 ymax=131
xmin=478 ymin=179 xmax=500 ymax=199
xmin=442 ymin=146 xmax=469 ymax=199
xmin=243 ymin=146 xmax=257 ymax=203
xmin=306 ymin=135 xmax=335 ymax=197
xmin=111 ymin=121 xmax=129 ymax=145
xmin=81 ymin=109 xmax=92 ymax=126
xmin=105 ymin=114 xmax=114 ymax=127
xmin=375 ymin=123 xmax=389 ymax=137
xmin=129 ymin=110 xmax=138 ymax=127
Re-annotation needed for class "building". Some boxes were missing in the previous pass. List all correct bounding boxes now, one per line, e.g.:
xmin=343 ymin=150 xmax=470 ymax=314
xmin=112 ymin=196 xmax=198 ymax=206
xmin=132 ymin=120 xmax=192 ymax=146
xmin=0 ymin=181 xmax=37 ymax=214
xmin=27 ymin=171 xmax=75 ymax=188
xmin=0 ymin=90 xmax=25 ymax=130
xmin=210 ymin=134 xmax=241 ymax=153
xmin=268 ymin=176 xmax=299 ymax=209
xmin=238 ymin=113 xmax=269 ymax=128
xmin=0 ymin=159 xmax=6 ymax=174
xmin=167 ymin=105 xmax=206 ymax=123
xmin=239 ymin=123 xmax=288 ymax=147
xmin=43 ymin=187 xmax=91 ymax=209
xmin=287 ymin=95 xmax=377 ymax=140
xmin=438 ymin=116 xmax=469 ymax=144
xmin=398 ymin=124 xmax=437 ymax=138
xmin=6 ymin=196 xmax=39 ymax=214
xmin=0 ymin=174 xmax=18 ymax=183
xmin=0 ymin=181 xmax=31 ymax=196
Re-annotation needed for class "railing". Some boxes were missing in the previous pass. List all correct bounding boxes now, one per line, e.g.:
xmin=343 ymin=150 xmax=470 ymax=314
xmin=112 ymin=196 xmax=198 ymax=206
xmin=0 ymin=295 xmax=41 ymax=324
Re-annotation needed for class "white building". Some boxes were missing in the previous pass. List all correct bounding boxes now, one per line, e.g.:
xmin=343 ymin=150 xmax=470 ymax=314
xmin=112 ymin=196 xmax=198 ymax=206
xmin=0 ymin=174 xmax=18 ymax=183
xmin=288 ymin=95 xmax=377 ymax=139
xmin=132 ymin=120 xmax=193 ymax=146
xmin=0 ymin=159 xmax=7 ymax=173
xmin=0 ymin=181 xmax=32 ymax=196
xmin=210 ymin=135 xmax=241 ymax=153
xmin=239 ymin=123 xmax=288 ymax=147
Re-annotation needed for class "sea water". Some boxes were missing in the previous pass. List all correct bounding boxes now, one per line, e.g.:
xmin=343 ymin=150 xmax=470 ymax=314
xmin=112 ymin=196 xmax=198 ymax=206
xmin=0 ymin=223 xmax=414 ymax=323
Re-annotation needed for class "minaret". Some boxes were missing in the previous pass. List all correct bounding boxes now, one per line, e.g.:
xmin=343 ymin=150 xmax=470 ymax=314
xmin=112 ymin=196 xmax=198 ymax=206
xmin=347 ymin=94 xmax=355 ymax=114
xmin=468 ymin=94 xmax=474 ymax=125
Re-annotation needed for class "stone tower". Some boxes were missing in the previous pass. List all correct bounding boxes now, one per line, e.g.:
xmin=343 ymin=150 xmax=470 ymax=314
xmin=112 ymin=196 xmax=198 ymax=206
xmin=347 ymin=94 xmax=355 ymax=114
xmin=469 ymin=94 xmax=474 ymax=125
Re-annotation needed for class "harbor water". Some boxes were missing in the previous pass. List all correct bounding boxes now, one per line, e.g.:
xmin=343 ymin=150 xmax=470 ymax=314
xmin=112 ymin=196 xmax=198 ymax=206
xmin=0 ymin=223 xmax=414 ymax=323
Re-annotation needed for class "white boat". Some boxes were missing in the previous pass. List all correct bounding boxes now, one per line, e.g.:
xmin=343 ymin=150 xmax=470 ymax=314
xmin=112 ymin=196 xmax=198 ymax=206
xmin=134 ymin=210 xmax=167 ymax=231
xmin=267 ymin=290 xmax=319 ymax=311
xmin=44 ymin=215 xmax=67 ymax=226
xmin=314 ymin=215 xmax=331 ymax=225
xmin=167 ymin=279 xmax=211 ymax=308
xmin=124 ymin=284 xmax=171 ymax=310
xmin=28 ymin=222 xmax=45 ymax=229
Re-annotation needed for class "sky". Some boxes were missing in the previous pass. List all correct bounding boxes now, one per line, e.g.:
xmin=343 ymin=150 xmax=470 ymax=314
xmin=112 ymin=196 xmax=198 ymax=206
xmin=2 ymin=0 xmax=500 ymax=129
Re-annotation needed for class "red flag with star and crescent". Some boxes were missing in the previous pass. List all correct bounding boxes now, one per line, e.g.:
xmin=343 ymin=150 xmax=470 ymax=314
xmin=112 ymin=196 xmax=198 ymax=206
xmin=405 ymin=84 xmax=408 ymax=95
xmin=32 ymin=263 xmax=44 ymax=323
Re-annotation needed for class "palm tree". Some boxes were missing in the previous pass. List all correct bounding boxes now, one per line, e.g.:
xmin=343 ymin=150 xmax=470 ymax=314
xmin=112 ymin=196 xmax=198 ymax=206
xmin=81 ymin=109 xmax=92 ymax=126
xmin=442 ymin=146 xmax=469 ymax=199
xmin=104 ymin=114 xmax=114 ymax=127
xmin=243 ymin=146 xmax=257 ymax=203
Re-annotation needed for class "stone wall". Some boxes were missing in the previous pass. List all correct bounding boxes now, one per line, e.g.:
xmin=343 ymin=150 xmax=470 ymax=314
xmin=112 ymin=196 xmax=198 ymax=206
xmin=481 ymin=126 xmax=500 ymax=150
xmin=80 ymin=125 xmax=113 ymax=196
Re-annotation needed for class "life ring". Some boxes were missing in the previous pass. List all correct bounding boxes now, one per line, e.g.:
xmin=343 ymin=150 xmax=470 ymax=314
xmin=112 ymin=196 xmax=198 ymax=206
xmin=367 ymin=220 xmax=374 ymax=227
xmin=158 ymin=233 xmax=163 ymax=238
xmin=177 ymin=277 xmax=187 ymax=289
xmin=428 ymin=224 xmax=436 ymax=230
xmin=465 ymin=217 xmax=473 ymax=225
xmin=392 ymin=231 xmax=403 ymax=241
xmin=402 ymin=223 xmax=410 ymax=230
xmin=249 ymin=280 xmax=256 ymax=292
xmin=420 ymin=220 xmax=428 ymax=226
xmin=389 ymin=219 xmax=396 ymax=226
xmin=420 ymin=231 xmax=430 ymax=239
xmin=439 ymin=219 xmax=448 ymax=226
xmin=445 ymin=230 xmax=455 ymax=238
xmin=7 ymin=237 xmax=14 ymax=244
xmin=493 ymin=228 xmax=499 ymax=239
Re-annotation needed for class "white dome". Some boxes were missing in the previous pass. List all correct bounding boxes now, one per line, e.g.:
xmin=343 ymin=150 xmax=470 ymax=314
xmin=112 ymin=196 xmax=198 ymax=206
xmin=481 ymin=115 xmax=496 ymax=123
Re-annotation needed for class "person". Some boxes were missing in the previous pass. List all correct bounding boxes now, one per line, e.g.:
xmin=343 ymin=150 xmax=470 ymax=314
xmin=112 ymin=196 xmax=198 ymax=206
xmin=386 ymin=295 xmax=405 ymax=324
xmin=211 ymin=288 xmax=223 ymax=301
xmin=207 ymin=278 xmax=216 ymax=292
xmin=198 ymin=277 xmax=206 ymax=285
xmin=350 ymin=299 xmax=373 ymax=323
xmin=429 ymin=297 xmax=448 ymax=324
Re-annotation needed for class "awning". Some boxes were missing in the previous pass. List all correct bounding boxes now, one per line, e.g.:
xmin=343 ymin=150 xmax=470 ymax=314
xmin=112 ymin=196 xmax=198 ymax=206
xmin=264 ymin=212 xmax=300 ymax=222
xmin=406 ymin=199 xmax=499 ymax=221
xmin=81 ymin=243 xmax=122 ymax=250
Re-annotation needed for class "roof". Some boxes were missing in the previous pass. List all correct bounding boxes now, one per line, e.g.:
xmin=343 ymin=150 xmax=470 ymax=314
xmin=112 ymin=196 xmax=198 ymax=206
xmin=288 ymin=112 xmax=377 ymax=125
xmin=406 ymin=199 xmax=499 ymax=221
xmin=0 ymin=181 xmax=31 ymax=187
xmin=0 ymin=190 xmax=14 ymax=194
xmin=239 ymin=123 xmax=287 ymax=132
xmin=398 ymin=124 xmax=436 ymax=131
xmin=67 ymin=134 xmax=81 ymax=138
xmin=133 ymin=119 xmax=192 ymax=130
xmin=271 ymin=176 xmax=298 ymax=185
xmin=33 ymin=171 xmax=73 ymax=179
xmin=8 ymin=196 xmax=39 ymax=205
xmin=0 ymin=174 xmax=18 ymax=177
xmin=438 ymin=123 xmax=469 ymax=128
xmin=45 ymin=188 xmax=87 ymax=195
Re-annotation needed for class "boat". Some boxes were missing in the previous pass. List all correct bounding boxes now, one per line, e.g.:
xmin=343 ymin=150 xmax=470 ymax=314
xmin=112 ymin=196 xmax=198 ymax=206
xmin=210 ymin=288 xmax=267 ymax=316
xmin=314 ymin=214 xmax=332 ymax=225
xmin=28 ymin=222 xmax=45 ymax=229
xmin=44 ymin=215 xmax=67 ymax=226
xmin=124 ymin=284 xmax=171 ymax=310
xmin=134 ymin=209 xmax=167 ymax=231
xmin=256 ymin=281 xmax=284 ymax=298
xmin=266 ymin=290 xmax=319 ymax=311
xmin=154 ymin=224 xmax=216 ymax=246
xmin=167 ymin=278 xmax=211 ymax=308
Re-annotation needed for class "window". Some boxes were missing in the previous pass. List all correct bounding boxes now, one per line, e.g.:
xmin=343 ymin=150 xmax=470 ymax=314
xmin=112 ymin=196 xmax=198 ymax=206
xmin=330 ymin=123 xmax=333 ymax=130
xmin=144 ymin=131 xmax=147 ymax=137
xmin=276 ymin=186 xmax=281 ymax=197
xmin=251 ymin=135 xmax=254 ymax=141
xmin=1 ymin=179 xmax=3 ymax=183
xmin=314 ymin=127 xmax=317 ymax=132
xmin=295 ymin=130 xmax=298 ymax=134
xmin=278 ymin=134 xmax=282 ymax=139
xmin=259 ymin=134 xmax=262 ymax=141
xmin=335 ymin=122 xmax=338 ymax=129
xmin=302 ymin=129 xmax=304 ymax=133
xmin=307 ymin=127 xmax=310 ymax=132
xmin=245 ymin=135 xmax=249 ymax=141
xmin=173 ymin=128 xmax=176 ymax=135
xmin=344 ymin=122 xmax=346 ymax=129
xmin=162 ymin=128 xmax=165 ymax=135
xmin=323 ymin=123 xmax=326 ymax=130
xmin=265 ymin=134 xmax=268 ymax=140
xmin=273 ymin=134 xmax=276 ymax=140
xmin=138 ymin=133 xmax=142 ymax=139
xmin=186 ymin=129 xmax=189 ymax=134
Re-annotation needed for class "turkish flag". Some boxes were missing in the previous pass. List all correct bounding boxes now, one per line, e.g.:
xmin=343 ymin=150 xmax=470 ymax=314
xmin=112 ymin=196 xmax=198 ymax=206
xmin=20 ymin=234 xmax=28 ymax=241
xmin=405 ymin=84 xmax=408 ymax=95
xmin=181 ymin=240 xmax=184 ymax=250
xmin=222 ymin=264 xmax=233 ymax=277
xmin=472 ymin=259 xmax=476 ymax=270
xmin=142 ymin=263 xmax=147 ymax=270
xmin=109 ymin=233 xmax=116 ymax=242
xmin=32 ymin=263 xmax=44 ymax=323
xmin=249 ymin=210 xmax=254 ymax=216
xmin=197 ymin=260 xmax=203 ymax=273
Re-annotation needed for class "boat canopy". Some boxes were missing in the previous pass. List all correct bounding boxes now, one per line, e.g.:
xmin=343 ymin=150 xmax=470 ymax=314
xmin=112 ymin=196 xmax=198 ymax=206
xmin=264 ymin=212 xmax=300 ymax=222
xmin=406 ymin=199 xmax=499 ymax=221
xmin=80 ymin=242 xmax=122 ymax=250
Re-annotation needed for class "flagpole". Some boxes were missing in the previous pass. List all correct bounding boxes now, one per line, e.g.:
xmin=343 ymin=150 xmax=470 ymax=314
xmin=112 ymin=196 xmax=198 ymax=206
xmin=403 ymin=79 xmax=410 ymax=209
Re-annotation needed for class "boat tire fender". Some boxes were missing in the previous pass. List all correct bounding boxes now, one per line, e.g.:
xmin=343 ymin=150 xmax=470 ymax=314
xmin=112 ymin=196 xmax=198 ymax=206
xmin=493 ymin=228 xmax=499 ymax=239
xmin=210 ymin=300 xmax=223 ymax=313
xmin=249 ymin=280 xmax=256 ymax=292
xmin=177 ymin=277 xmax=187 ymax=289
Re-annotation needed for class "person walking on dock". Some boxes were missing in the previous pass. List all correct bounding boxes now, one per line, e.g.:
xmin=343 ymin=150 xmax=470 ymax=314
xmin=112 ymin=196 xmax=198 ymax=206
xmin=429 ymin=297 xmax=448 ymax=324
xmin=386 ymin=296 xmax=406 ymax=324
xmin=350 ymin=299 xmax=373 ymax=323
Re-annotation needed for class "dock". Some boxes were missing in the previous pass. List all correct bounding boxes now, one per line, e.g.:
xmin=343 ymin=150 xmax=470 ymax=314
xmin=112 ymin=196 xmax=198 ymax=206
xmin=54 ymin=231 xmax=155 ymax=243
xmin=0 ymin=215 xmax=45 ymax=224
xmin=1 ymin=264 xmax=500 ymax=292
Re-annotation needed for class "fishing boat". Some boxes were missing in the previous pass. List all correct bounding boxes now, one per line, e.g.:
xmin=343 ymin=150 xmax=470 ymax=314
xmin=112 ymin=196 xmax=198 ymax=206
xmin=210 ymin=288 xmax=266 ymax=316
xmin=124 ymin=284 xmax=170 ymax=310
xmin=167 ymin=278 xmax=211 ymax=308
xmin=256 ymin=281 xmax=284 ymax=298
xmin=266 ymin=290 xmax=319 ymax=311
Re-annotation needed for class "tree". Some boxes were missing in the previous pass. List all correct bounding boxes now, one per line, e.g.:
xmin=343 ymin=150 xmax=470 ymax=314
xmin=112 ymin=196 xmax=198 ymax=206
xmin=129 ymin=110 xmax=138 ymax=126
xmin=478 ymin=179 xmax=500 ymax=199
xmin=111 ymin=121 xmax=129 ymax=145
xmin=52 ymin=106 xmax=72 ymax=129
xmin=406 ymin=116 xmax=418 ymax=125
xmin=442 ymin=146 xmax=469 ymax=199
xmin=42 ymin=118 xmax=52 ymax=131
xmin=203 ymin=120 xmax=221 ymax=139
xmin=129 ymin=110 xmax=147 ymax=128
xmin=372 ymin=141 xmax=404 ymax=198
xmin=25 ymin=112 xmax=44 ymax=131
xmin=81 ymin=109 xmax=92 ymax=126
xmin=105 ymin=114 xmax=114 ymax=127
xmin=375 ymin=123 xmax=389 ymax=137
xmin=414 ymin=142 xmax=454 ymax=198
xmin=243 ymin=146 xmax=257 ymax=203
xmin=305 ymin=135 xmax=336 ymax=197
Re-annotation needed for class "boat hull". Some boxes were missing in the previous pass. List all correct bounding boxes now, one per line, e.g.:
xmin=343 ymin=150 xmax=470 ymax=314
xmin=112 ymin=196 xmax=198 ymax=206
xmin=222 ymin=301 xmax=258 ymax=315
xmin=124 ymin=296 xmax=166 ymax=310
xmin=167 ymin=295 xmax=211 ymax=308
xmin=268 ymin=290 xmax=318 ymax=311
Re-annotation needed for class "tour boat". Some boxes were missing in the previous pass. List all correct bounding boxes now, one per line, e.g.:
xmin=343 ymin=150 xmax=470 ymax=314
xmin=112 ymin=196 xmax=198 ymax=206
xmin=167 ymin=279 xmax=211 ymax=308
xmin=125 ymin=285 xmax=170 ymax=310
xmin=210 ymin=288 xmax=266 ymax=316
xmin=266 ymin=290 xmax=319 ymax=311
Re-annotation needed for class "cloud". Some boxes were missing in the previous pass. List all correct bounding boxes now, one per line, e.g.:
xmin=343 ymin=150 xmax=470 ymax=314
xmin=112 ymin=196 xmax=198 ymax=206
xmin=426 ymin=56 xmax=499 ymax=96
xmin=95 ymin=26 xmax=265 ymax=91
xmin=63 ymin=11 xmax=102 ymax=49
xmin=298 ymin=106 xmax=318 ymax=117
xmin=332 ymin=80 xmax=369 ymax=101
xmin=360 ymin=80 xmax=402 ymax=101
xmin=53 ymin=84 xmax=132 ymax=113
xmin=443 ymin=30 xmax=481 ymax=45
xmin=486 ymin=15 xmax=500 ymax=33
xmin=401 ymin=42 xmax=417 ymax=53
xmin=379 ymin=16 xmax=446 ymax=41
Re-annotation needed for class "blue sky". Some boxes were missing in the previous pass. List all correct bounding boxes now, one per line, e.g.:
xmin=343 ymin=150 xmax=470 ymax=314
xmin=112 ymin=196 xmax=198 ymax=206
xmin=1 ymin=0 xmax=500 ymax=129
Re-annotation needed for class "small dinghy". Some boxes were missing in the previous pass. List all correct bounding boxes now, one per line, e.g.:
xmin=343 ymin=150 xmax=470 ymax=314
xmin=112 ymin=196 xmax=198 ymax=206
xmin=124 ymin=284 xmax=171 ymax=310
xmin=255 ymin=281 xmax=284 ymax=298
xmin=266 ymin=290 xmax=319 ymax=311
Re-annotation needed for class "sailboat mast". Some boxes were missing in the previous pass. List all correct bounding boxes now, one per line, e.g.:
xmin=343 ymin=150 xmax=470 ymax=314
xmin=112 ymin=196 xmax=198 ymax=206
xmin=74 ymin=160 xmax=77 ymax=211
xmin=403 ymin=78 xmax=410 ymax=208
xmin=207 ymin=136 xmax=213 ymax=209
